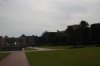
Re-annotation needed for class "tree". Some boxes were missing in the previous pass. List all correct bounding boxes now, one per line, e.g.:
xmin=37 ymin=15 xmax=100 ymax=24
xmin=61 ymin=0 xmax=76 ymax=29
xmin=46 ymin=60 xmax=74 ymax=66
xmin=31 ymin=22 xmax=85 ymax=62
xmin=80 ymin=20 xmax=89 ymax=27
xmin=67 ymin=26 xmax=76 ymax=46
xmin=79 ymin=20 xmax=90 ymax=45
xmin=20 ymin=34 xmax=26 ymax=37
xmin=90 ymin=23 xmax=100 ymax=46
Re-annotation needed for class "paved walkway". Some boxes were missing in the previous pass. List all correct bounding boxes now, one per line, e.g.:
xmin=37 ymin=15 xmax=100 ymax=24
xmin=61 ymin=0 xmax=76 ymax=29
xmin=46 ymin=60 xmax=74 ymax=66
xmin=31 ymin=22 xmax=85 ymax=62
xmin=0 ymin=51 xmax=29 ymax=66
xmin=0 ymin=47 xmax=63 ymax=66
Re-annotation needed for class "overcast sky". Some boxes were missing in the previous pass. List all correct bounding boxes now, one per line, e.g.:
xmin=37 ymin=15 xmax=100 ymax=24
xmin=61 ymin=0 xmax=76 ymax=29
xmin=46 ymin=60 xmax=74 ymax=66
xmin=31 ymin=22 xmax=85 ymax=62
xmin=0 ymin=0 xmax=100 ymax=37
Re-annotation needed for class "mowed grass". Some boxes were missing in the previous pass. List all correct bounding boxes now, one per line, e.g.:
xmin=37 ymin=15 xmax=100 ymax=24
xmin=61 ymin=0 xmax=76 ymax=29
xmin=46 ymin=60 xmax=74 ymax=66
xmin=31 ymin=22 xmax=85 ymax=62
xmin=26 ymin=47 xmax=100 ymax=66
xmin=0 ymin=53 xmax=9 ymax=61
xmin=24 ymin=48 xmax=33 ymax=51
xmin=38 ymin=46 xmax=69 ymax=49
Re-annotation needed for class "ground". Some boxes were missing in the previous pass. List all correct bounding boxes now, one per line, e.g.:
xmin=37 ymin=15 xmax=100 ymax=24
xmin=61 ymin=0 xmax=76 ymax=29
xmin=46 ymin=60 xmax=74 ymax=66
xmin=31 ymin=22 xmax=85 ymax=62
xmin=26 ymin=46 xmax=100 ymax=66
xmin=0 ymin=53 xmax=9 ymax=61
xmin=0 ymin=47 xmax=59 ymax=66
xmin=0 ymin=51 xmax=29 ymax=66
xmin=0 ymin=46 xmax=100 ymax=66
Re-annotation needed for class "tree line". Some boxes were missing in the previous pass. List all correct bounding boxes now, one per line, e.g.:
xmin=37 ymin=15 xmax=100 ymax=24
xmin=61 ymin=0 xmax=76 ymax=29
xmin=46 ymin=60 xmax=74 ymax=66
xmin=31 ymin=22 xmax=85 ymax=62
xmin=34 ymin=20 xmax=100 ymax=47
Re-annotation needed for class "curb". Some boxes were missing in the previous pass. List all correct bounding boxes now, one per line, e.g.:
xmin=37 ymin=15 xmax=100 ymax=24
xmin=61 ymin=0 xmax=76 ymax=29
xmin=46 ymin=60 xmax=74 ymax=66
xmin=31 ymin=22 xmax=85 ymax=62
xmin=24 ymin=52 xmax=32 ymax=66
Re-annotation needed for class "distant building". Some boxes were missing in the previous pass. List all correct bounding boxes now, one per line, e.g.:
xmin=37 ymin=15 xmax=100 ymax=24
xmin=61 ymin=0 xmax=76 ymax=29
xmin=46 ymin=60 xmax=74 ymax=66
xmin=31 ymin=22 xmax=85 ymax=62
xmin=0 ymin=36 xmax=4 ymax=48
xmin=17 ymin=35 xmax=35 ymax=47
xmin=0 ymin=35 xmax=36 ymax=49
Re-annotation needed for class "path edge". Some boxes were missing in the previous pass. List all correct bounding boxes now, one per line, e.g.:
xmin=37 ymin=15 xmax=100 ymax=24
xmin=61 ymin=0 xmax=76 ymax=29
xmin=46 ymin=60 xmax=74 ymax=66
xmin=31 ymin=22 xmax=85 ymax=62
xmin=24 ymin=52 xmax=32 ymax=66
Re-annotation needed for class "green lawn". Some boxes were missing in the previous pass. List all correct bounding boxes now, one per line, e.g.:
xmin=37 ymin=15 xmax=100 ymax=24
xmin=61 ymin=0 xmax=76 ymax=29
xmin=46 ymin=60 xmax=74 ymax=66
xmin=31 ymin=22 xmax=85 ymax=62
xmin=38 ymin=45 xmax=70 ymax=49
xmin=26 ymin=47 xmax=100 ymax=66
xmin=24 ymin=48 xmax=33 ymax=51
xmin=0 ymin=53 xmax=9 ymax=61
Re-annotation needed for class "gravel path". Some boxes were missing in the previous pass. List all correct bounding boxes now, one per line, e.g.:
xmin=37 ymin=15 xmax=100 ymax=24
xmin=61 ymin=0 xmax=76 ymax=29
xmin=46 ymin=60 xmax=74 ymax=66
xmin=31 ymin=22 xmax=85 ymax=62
xmin=0 ymin=51 xmax=29 ymax=66
xmin=0 ymin=47 xmax=64 ymax=53
xmin=26 ymin=47 xmax=64 ymax=52
xmin=33 ymin=47 xmax=57 ymax=51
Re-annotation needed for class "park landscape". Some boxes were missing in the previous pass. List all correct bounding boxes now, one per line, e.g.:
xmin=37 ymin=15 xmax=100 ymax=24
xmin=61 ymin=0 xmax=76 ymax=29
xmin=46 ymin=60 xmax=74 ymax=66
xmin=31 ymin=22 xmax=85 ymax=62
xmin=0 ymin=20 xmax=100 ymax=66
xmin=0 ymin=0 xmax=100 ymax=66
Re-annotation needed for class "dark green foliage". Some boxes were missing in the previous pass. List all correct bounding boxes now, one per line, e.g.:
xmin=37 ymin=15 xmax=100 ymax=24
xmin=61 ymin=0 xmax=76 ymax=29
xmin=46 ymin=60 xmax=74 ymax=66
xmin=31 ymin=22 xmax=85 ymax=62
xmin=90 ymin=23 xmax=100 ymax=46
xmin=34 ymin=20 xmax=100 ymax=47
